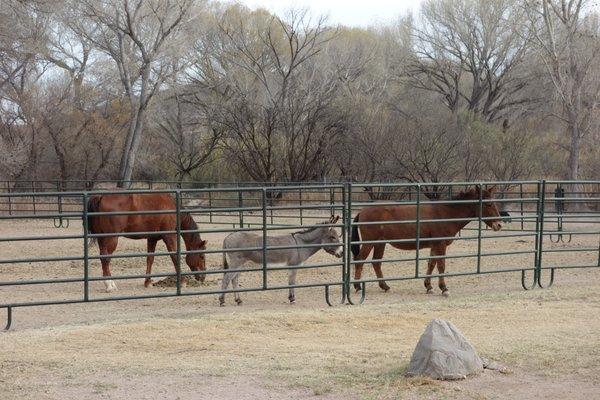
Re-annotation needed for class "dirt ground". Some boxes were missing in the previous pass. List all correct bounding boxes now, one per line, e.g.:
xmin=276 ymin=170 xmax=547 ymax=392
xmin=1 ymin=215 xmax=599 ymax=400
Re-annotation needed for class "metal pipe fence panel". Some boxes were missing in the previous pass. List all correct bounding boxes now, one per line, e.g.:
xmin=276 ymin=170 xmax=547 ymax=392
xmin=0 ymin=180 xmax=599 ymax=329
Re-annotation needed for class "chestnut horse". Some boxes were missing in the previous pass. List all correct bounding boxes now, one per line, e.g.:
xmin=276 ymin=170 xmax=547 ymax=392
xmin=351 ymin=186 xmax=502 ymax=296
xmin=87 ymin=193 xmax=207 ymax=292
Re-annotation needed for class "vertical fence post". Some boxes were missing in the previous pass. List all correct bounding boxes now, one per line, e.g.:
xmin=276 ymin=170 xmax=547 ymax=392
xmin=415 ymin=184 xmax=421 ymax=278
xmin=31 ymin=181 xmax=36 ymax=215
xmin=175 ymin=190 xmax=182 ymax=296
xmin=82 ymin=192 xmax=89 ymax=301
xmin=330 ymin=187 xmax=334 ymax=218
xmin=520 ymin=183 xmax=524 ymax=230
xmin=238 ymin=191 xmax=244 ymax=228
xmin=537 ymin=180 xmax=547 ymax=280
xmin=7 ymin=182 xmax=12 ymax=216
xmin=208 ymin=190 xmax=213 ymax=223
xmin=262 ymin=188 xmax=268 ymax=290
xmin=299 ymin=189 xmax=303 ymax=225
xmin=476 ymin=183 xmax=483 ymax=274
xmin=342 ymin=184 xmax=348 ymax=295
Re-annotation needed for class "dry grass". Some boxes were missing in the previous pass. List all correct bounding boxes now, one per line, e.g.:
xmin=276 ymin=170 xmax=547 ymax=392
xmin=1 ymin=216 xmax=599 ymax=399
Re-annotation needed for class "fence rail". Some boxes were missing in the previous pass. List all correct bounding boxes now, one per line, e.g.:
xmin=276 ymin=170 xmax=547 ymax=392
xmin=1 ymin=180 xmax=599 ymax=331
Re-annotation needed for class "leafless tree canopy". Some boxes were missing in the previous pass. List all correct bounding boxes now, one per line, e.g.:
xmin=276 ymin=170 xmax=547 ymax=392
xmin=1 ymin=0 xmax=599 ymax=186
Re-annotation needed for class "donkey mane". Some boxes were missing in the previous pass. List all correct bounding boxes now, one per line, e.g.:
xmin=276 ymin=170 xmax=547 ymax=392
xmin=293 ymin=220 xmax=330 ymax=235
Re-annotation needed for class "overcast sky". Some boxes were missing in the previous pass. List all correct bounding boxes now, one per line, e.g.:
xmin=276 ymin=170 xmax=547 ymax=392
xmin=237 ymin=0 xmax=423 ymax=27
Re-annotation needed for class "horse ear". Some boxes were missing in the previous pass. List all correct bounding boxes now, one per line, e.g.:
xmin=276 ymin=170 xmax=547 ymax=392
xmin=487 ymin=185 xmax=498 ymax=193
xmin=200 ymin=239 xmax=207 ymax=248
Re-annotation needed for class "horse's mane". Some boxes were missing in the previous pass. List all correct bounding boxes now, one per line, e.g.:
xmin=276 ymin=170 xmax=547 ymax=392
xmin=452 ymin=188 xmax=490 ymax=201
xmin=181 ymin=212 xmax=201 ymax=243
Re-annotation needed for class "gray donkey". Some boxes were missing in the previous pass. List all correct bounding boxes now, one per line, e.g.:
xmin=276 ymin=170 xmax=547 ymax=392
xmin=219 ymin=216 xmax=343 ymax=306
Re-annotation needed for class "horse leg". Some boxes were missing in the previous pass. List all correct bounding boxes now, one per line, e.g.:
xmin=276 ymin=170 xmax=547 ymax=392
xmin=436 ymin=246 xmax=449 ymax=296
xmin=372 ymin=244 xmax=390 ymax=291
xmin=288 ymin=265 xmax=300 ymax=304
xmin=99 ymin=237 xmax=118 ymax=293
xmin=353 ymin=244 xmax=373 ymax=291
xmin=145 ymin=238 xmax=158 ymax=287
xmin=424 ymin=248 xmax=437 ymax=294
xmin=163 ymin=235 xmax=188 ymax=286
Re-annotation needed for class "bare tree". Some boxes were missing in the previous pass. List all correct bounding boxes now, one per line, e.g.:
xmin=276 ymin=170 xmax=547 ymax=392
xmin=526 ymin=0 xmax=600 ymax=180
xmin=406 ymin=0 xmax=534 ymax=124
xmin=189 ymin=7 xmax=340 ymax=183
xmin=74 ymin=0 xmax=195 ymax=186
xmin=155 ymin=92 xmax=222 ymax=183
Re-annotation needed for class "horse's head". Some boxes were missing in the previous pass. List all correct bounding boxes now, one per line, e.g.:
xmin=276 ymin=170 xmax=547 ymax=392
xmin=322 ymin=215 xmax=343 ymax=258
xmin=475 ymin=185 xmax=503 ymax=231
xmin=186 ymin=239 xmax=208 ymax=282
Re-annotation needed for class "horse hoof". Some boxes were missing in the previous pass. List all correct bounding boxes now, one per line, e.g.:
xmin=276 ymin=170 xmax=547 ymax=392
xmin=235 ymin=299 xmax=243 ymax=306
xmin=104 ymin=280 xmax=117 ymax=293
xmin=442 ymin=290 xmax=450 ymax=297
xmin=353 ymin=284 xmax=362 ymax=292
xmin=380 ymin=284 xmax=390 ymax=292
xmin=426 ymin=288 xmax=434 ymax=295
xmin=144 ymin=280 xmax=153 ymax=288
xmin=289 ymin=300 xmax=296 ymax=305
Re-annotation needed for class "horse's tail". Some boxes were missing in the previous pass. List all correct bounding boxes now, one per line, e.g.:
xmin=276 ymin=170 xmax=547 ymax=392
xmin=85 ymin=195 xmax=101 ymax=246
xmin=222 ymin=250 xmax=228 ymax=269
xmin=351 ymin=214 xmax=361 ymax=259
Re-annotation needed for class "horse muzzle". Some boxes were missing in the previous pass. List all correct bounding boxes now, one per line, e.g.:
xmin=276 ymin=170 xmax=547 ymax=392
xmin=491 ymin=222 xmax=502 ymax=231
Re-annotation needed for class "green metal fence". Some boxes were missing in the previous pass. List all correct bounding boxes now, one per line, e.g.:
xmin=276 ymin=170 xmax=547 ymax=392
xmin=0 ymin=180 xmax=598 ymax=330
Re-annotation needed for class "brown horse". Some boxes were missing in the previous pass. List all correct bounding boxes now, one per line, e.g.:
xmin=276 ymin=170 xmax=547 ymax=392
xmin=87 ymin=193 xmax=207 ymax=292
xmin=351 ymin=186 xmax=502 ymax=296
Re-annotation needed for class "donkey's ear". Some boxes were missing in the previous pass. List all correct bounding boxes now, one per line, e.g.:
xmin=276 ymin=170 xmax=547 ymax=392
xmin=331 ymin=215 xmax=340 ymax=224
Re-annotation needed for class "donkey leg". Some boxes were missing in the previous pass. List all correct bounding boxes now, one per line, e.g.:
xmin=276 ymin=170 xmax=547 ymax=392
xmin=163 ymin=235 xmax=188 ymax=286
xmin=436 ymin=247 xmax=449 ymax=296
xmin=99 ymin=237 xmax=118 ymax=293
xmin=424 ymin=248 xmax=437 ymax=294
xmin=231 ymin=273 xmax=243 ymax=305
xmin=288 ymin=265 xmax=300 ymax=304
xmin=354 ymin=244 xmax=373 ymax=291
xmin=219 ymin=271 xmax=235 ymax=306
xmin=145 ymin=238 xmax=158 ymax=287
xmin=372 ymin=244 xmax=390 ymax=291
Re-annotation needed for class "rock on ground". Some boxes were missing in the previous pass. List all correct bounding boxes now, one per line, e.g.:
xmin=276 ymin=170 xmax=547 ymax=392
xmin=406 ymin=318 xmax=483 ymax=380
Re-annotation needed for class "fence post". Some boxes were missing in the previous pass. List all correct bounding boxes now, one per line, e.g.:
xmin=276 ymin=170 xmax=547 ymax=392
xmin=82 ymin=192 xmax=89 ymax=301
xmin=208 ymin=190 xmax=213 ymax=223
xmin=476 ymin=183 xmax=483 ymax=274
xmin=536 ymin=180 xmax=550 ymax=288
xmin=31 ymin=181 xmax=36 ymax=215
xmin=415 ymin=183 xmax=421 ymax=278
xmin=262 ymin=188 xmax=267 ymax=289
xmin=238 ymin=191 xmax=244 ymax=228
xmin=520 ymin=183 xmax=524 ymax=230
xmin=175 ymin=190 xmax=182 ymax=295
xmin=7 ymin=182 xmax=11 ymax=216
xmin=299 ymin=189 xmax=303 ymax=225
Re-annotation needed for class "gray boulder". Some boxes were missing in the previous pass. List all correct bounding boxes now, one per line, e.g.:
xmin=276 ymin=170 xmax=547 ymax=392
xmin=405 ymin=318 xmax=483 ymax=380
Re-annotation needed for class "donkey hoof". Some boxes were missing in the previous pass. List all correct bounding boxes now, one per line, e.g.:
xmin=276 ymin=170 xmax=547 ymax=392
xmin=289 ymin=299 xmax=296 ymax=304
xmin=426 ymin=288 xmax=434 ymax=295
xmin=441 ymin=290 xmax=450 ymax=297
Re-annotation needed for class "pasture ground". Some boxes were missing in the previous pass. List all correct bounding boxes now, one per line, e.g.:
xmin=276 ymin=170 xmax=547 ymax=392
xmin=1 ymin=216 xmax=599 ymax=399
